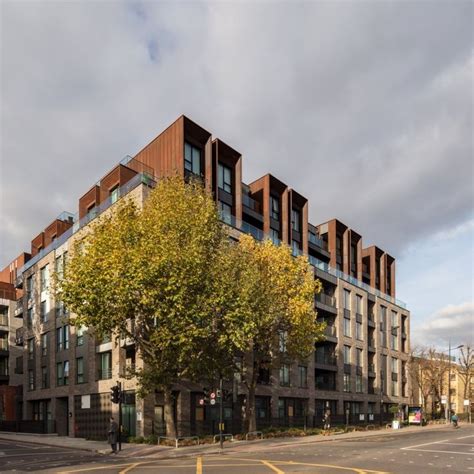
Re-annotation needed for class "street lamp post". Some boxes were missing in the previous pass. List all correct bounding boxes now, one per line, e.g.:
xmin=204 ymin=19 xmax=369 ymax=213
xmin=446 ymin=342 xmax=464 ymax=424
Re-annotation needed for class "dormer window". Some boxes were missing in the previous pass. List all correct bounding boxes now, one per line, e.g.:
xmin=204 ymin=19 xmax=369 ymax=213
xmin=184 ymin=142 xmax=202 ymax=176
xmin=270 ymin=195 xmax=280 ymax=221
xmin=110 ymin=185 xmax=119 ymax=204
xmin=218 ymin=163 xmax=232 ymax=194
xmin=291 ymin=208 xmax=300 ymax=232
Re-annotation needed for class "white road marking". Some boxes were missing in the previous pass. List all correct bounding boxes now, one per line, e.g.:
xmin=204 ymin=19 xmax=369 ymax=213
xmin=401 ymin=439 xmax=449 ymax=450
xmin=403 ymin=448 xmax=474 ymax=456
xmin=457 ymin=435 xmax=474 ymax=440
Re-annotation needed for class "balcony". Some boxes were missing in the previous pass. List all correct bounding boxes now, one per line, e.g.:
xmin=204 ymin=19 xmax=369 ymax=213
xmin=120 ymin=363 xmax=136 ymax=379
xmin=14 ymin=299 xmax=24 ymax=318
xmin=0 ymin=339 xmax=8 ymax=353
xmin=368 ymin=363 xmax=376 ymax=376
xmin=368 ymin=339 xmax=376 ymax=352
xmin=0 ymin=315 xmax=8 ymax=330
xmin=242 ymin=194 xmax=261 ymax=214
xmin=308 ymin=233 xmax=329 ymax=251
xmin=315 ymin=381 xmax=336 ymax=391
xmin=315 ymin=353 xmax=337 ymax=369
xmin=14 ymin=274 xmax=23 ymax=289
xmin=322 ymin=325 xmax=338 ymax=343
xmin=98 ymin=368 xmax=112 ymax=380
xmin=15 ymin=328 xmax=24 ymax=346
xmin=368 ymin=313 xmax=376 ymax=328
xmin=315 ymin=292 xmax=336 ymax=308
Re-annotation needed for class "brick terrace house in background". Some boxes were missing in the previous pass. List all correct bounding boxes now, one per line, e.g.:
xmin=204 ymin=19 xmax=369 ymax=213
xmin=1 ymin=115 xmax=411 ymax=438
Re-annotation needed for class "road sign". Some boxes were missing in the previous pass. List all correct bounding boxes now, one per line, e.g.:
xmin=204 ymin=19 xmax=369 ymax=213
xmin=441 ymin=396 xmax=447 ymax=404
xmin=210 ymin=392 xmax=216 ymax=399
xmin=464 ymin=399 xmax=470 ymax=406
xmin=199 ymin=398 xmax=205 ymax=406
xmin=210 ymin=399 xmax=216 ymax=406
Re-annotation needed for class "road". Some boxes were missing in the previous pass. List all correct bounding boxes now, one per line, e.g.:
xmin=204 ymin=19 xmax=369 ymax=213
xmin=0 ymin=425 xmax=472 ymax=473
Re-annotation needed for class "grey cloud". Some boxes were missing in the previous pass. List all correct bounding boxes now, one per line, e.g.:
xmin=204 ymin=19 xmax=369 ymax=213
xmin=411 ymin=302 xmax=474 ymax=349
xmin=1 ymin=1 xmax=473 ymax=267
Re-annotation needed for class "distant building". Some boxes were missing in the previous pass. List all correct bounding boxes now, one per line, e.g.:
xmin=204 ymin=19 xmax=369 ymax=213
xmin=3 ymin=115 xmax=410 ymax=437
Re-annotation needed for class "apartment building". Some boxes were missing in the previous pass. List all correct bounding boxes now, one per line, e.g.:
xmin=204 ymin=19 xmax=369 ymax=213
xmin=2 ymin=115 xmax=410 ymax=438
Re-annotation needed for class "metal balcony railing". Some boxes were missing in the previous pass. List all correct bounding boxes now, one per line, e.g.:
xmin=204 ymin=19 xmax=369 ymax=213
xmin=308 ymin=233 xmax=328 ymax=250
xmin=315 ymin=293 xmax=336 ymax=307
xmin=323 ymin=325 xmax=337 ymax=338
xmin=242 ymin=194 xmax=261 ymax=214
xmin=98 ymin=368 xmax=112 ymax=380
xmin=315 ymin=353 xmax=337 ymax=366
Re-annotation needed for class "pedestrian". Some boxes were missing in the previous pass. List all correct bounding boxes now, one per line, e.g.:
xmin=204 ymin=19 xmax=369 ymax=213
xmin=108 ymin=416 xmax=119 ymax=453
xmin=323 ymin=408 xmax=331 ymax=435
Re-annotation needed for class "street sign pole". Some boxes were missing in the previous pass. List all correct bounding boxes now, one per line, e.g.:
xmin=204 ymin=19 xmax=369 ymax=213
xmin=118 ymin=381 xmax=122 ymax=452
xmin=219 ymin=378 xmax=224 ymax=450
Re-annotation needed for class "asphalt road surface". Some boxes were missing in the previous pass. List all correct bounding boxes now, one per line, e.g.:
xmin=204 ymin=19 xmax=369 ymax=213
xmin=0 ymin=425 xmax=472 ymax=473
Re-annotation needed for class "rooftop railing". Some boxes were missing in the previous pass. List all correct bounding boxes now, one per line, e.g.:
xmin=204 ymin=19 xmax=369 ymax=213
xmin=16 ymin=172 xmax=406 ymax=310
xmin=16 ymin=173 xmax=155 ymax=276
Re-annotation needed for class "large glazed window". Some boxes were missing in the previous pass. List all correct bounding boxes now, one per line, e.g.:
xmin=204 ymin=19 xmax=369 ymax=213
xmin=218 ymin=163 xmax=232 ymax=193
xmin=184 ymin=142 xmax=202 ymax=175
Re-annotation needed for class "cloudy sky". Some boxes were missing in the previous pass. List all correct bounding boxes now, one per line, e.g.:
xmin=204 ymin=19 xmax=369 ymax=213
xmin=1 ymin=1 xmax=472 ymax=351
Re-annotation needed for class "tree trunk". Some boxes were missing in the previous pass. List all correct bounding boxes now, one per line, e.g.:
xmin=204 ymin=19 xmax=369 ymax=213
xmin=246 ymin=380 xmax=257 ymax=433
xmin=163 ymin=387 xmax=177 ymax=438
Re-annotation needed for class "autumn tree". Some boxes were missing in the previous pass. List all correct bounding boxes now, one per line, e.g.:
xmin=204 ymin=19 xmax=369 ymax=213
xmin=458 ymin=346 xmax=473 ymax=402
xmin=223 ymin=235 xmax=325 ymax=432
xmin=58 ymin=177 xmax=238 ymax=437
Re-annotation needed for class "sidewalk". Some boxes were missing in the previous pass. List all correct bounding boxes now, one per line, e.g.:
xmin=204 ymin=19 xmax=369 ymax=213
xmin=0 ymin=422 xmax=454 ymax=458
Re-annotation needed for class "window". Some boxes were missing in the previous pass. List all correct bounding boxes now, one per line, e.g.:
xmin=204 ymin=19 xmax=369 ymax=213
xmin=279 ymin=364 xmax=290 ymax=386
xmin=291 ymin=240 xmax=300 ymax=256
xmin=291 ymin=209 xmax=300 ymax=232
xmin=110 ymin=185 xmax=119 ymax=204
xmin=56 ymin=326 xmax=69 ymax=352
xmin=298 ymin=366 xmax=308 ymax=388
xmin=343 ymin=345 xmax=351 ymax=364
xmin=41 ymin=333 xmax=48 ymax=356
xmin=343 ymin=289 xmax=351 ymax=310
xmin=343 ymin=373 xmax=351 ymax=392
xmin=184 ymin=142 xmax=201 ymax=175
xmin=218 ymin=163 xmax=232 ymax=193
xmin=40 ymin=300 xmax=47 ymax=322
xmin=356 ymin=375 xmax=363 ymax=393
xmin=391 ymin=357 xmax=398 ymax=374
xmin=356 ymin=321 xmax=363 ymax=340
xmin=99 ymin=352 xmax=112 ymax=380
xmin=270 ymin=228 xmax=280 ymax=245
xmin=28 ymin=338 xmax=34 ymax=360
xmin=391 ymin=310 xmax=398 ymax=328
xmin=270 ymin=195 xmax=280 ymax=220
xmin=26 ymin=275 xmax=33 ymax=300
xmin=26 ymin=308 xmax=33 ymax=329
xmin=28 ymin=370 xmax=34 ymax=390
xmin=343 ymin=317 xmax=351 ymax=337
xmin=76 ymin=357 xmax=84 ymax=384
xmin=40 ymin=265 xmax=49 ymax=292
xmin=279 ymin=331 xmax=288 ymax=353
xmin=356 ymin=295 xmax=362 ymax=314
xmin=380 ymin=306 xmax=387 ymax=347
xmin=55 ymin=256 xmax=63 ymax=280
xmin=57 ymin=362 xmax=63 ymax=386
xmin=218 ymin=201 xmax=232 ymax=225
xmin=41 ymin=366 xmax=49 ymax=389
xmin=356 ymin=348 xmax=363 ymax=368
xmin=390 ymin=332 xmax=398 ymax=351
xmin=77 ymin=326 xmax=85 ymax=346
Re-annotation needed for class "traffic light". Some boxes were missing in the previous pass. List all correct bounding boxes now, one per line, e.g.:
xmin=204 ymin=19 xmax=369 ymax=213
xmin=111 ymin=384 xmax=121 ymax=404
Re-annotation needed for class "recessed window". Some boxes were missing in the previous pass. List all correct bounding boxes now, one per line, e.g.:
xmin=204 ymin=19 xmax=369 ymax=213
xmin=344 ymin=289 xmax=351 ymax=310
xmin=270 ymin=196 xmax=280 ymax=221
xmin=184 ymin=142 xmax=202 ymax=175
xmin=291 ymin=208 xmax=300 ymax=232
xmin=343 ymin=373 xmax=351 ymax=392
xmin=298 ymin=366 xmax=308 ymax=388
xmin=343 ymin=345 xmax=351 ymax=364
xmin=279 ymin=364 xmax=290 ymax=387
xmin=218 ymin=201 xmax=232 ymax=225
xmin=218 ymin=163 xmax=232 ymax=193
xmin=343 ymin=317 xmax=351 ymax=337
xmin=76 ymin=357 xmax=84 ymax=384
xmin=110 ymin=185 xmax=119 ymax=204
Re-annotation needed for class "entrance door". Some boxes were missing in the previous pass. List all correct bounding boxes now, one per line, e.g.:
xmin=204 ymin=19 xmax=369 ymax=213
xmin=55 ymin=397 xmax=69 ymax=436
xmin=121 ymin=404 xmax=136 ymax=438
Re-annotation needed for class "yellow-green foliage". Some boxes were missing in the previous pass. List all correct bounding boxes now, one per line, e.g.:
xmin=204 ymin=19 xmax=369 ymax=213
xmin=57 ymin=176 xmax=324 ymax=400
